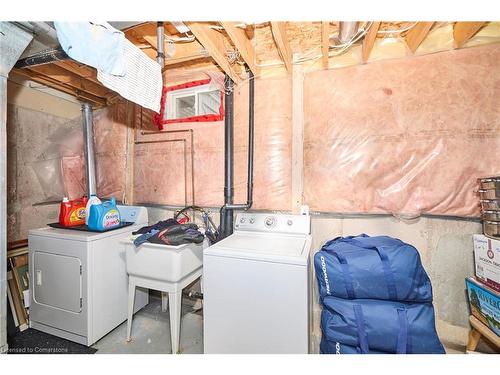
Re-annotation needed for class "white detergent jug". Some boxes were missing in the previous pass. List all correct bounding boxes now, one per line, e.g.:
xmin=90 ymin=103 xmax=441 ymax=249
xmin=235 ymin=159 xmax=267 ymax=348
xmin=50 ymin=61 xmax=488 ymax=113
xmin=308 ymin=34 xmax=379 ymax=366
xmin=85 ymin=194 xmax=102 ymax=225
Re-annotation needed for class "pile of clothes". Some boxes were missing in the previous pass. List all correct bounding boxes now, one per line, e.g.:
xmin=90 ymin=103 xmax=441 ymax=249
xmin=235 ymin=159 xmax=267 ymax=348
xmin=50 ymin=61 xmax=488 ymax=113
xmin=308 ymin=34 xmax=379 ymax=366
xmin=132 ymin=218 xmax=205 ymax=247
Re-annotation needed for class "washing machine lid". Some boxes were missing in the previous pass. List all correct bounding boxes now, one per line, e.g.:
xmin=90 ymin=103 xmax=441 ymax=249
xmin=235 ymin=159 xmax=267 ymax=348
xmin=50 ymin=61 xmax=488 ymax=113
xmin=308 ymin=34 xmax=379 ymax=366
xmin=204 ymin=232 xmax=310 ymax=265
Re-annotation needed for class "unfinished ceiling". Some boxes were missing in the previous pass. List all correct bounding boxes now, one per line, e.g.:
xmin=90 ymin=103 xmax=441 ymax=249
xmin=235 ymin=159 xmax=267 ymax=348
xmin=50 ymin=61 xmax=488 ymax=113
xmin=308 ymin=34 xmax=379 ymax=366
xmin=11 ymin=21 xmax=500 ymax=107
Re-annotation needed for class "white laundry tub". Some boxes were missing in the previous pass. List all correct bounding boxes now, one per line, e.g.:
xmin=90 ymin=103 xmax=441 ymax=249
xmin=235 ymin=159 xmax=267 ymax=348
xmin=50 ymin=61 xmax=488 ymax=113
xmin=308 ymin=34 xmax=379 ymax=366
xmin=122 ymin=239 xmax=205 ymax=283
xmin=122 ymin=237 xmax=207 ymax=354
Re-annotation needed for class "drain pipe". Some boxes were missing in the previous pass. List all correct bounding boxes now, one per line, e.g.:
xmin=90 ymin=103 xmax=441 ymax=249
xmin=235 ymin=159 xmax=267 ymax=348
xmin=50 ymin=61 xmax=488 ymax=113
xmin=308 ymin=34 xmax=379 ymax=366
xmin=219 ymin=68 xmax=255 ymax=238
xmin=224 ymin=68 xmax=254 ymax=211
xmin=220 ymin=75 xmax=235 ymax=238
xmin=82 ymin=103 xmax=97 ymax=196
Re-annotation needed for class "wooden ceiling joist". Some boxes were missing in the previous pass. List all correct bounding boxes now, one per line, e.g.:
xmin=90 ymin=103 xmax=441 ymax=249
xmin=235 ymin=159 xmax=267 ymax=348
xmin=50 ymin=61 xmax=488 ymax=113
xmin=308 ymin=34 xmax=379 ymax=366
xmin=453 ymin=22 xmax=485 ymax=48
xmin=220 ymin=22 xmax=259 ymax=76
xmin=405 ymin=22 xmax=435 ymax=54
xmin=321 ymin=22 xmax=329 ymax=68
xmin=362 ymin=21 xmax=381 ymax=63
xmin=184 ymin=22 xmax=241 ymax=83
xmin=53 ymin=60 xmax=100 ymax=85
xmin=13 ymin=67 xmax=107 ymax=106
xmin=27 ymin=64 xmax=110 ymax=98
xmin=270 ymin=22 xmax=292 ymax=73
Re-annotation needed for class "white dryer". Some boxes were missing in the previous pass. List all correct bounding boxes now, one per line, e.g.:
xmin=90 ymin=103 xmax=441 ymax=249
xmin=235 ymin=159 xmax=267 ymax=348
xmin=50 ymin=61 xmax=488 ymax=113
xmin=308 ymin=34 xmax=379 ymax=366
xmin=28 ymin=205 xmax=149 ymax=346
xmin=203 ymin=212 xmax=312 ymax=354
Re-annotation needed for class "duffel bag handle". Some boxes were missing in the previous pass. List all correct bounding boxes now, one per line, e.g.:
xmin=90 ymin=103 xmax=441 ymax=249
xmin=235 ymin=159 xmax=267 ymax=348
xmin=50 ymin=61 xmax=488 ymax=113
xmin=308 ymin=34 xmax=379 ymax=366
xmin=353 ymin=304 xmax=369 ymax=354
xmin=344 ymin=238 xmax=399 ymax=301
xmin=353 ymin=304 xmax=409 ymax=354
xmin=330 ymin=250 xmax=356 ymax=299
xmin=396 ymin=308 xmax=409 ymax=354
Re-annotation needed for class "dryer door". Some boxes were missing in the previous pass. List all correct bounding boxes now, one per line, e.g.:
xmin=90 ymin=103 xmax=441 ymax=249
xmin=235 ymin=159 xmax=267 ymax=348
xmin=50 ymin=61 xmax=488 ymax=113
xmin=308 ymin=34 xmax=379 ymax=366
xmin=33 ymin=252 xmax=82 ymax=313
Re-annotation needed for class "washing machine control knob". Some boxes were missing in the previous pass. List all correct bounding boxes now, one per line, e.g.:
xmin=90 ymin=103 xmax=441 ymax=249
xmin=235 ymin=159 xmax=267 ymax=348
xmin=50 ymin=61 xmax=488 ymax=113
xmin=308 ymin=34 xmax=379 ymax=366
xmin=249 ymin=217 xmax=255 ymax=224
xmin=287 ymin=219 xmax=293 ymax=226
xmin=240 ymin=217 xmax=246 ymax=224
xmin=265 ymin=216 xmax=276 ymax=228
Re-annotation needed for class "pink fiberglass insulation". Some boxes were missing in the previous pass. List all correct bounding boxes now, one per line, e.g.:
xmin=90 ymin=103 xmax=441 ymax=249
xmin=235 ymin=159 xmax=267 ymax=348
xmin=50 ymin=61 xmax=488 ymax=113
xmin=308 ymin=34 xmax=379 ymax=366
xmin=134 ymin=140 xmax=188 ymax=206
xmin=304 ymin=44 xmax=500 ymax=217
xmin=233 ymin=76 xmax=292 ymax=210
xmin=93 ymin=102 xmax=128 ymax=200
xmin=132 ymin=74 xmax=292 ymax=210
xmin=61 ymin=156 xmax=86 ymax=199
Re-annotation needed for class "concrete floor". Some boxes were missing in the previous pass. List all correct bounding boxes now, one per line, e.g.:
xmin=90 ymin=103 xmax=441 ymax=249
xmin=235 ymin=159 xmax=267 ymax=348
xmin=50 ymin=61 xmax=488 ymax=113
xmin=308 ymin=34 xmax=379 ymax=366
xmin=91 ymin=295 xmax=495 ymax=355
xmin=92 ymin=296 xmax=203 ymax=354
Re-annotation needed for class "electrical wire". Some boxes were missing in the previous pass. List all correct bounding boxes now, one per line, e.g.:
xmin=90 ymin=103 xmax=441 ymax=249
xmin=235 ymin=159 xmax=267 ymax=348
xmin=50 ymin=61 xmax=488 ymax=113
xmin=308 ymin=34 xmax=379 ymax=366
xmin=376 ymin=22 xmax=418 ymax=35
xmin=174 ymin=205 xmax=219 ymax=244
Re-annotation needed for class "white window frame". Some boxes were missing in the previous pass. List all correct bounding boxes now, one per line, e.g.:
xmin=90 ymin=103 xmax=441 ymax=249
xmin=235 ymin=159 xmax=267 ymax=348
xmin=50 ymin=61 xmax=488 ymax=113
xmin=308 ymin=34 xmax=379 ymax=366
xmin=165 ymin=83 xmax=220 ymax=120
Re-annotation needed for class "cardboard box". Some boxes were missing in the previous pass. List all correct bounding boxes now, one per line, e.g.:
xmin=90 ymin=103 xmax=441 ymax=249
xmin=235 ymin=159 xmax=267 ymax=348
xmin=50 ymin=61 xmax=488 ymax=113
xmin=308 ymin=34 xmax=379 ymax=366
xmin=473 ymin=234 xmax=500 ymax=293
xmin=465 ymin=277 xmax=499 ymax=337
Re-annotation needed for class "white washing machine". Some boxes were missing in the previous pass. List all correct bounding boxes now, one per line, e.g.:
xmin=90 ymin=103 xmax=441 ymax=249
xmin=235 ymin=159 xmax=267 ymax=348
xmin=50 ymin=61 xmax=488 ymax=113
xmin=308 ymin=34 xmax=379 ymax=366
xmin=203 ymin=212 xmax=312 ymax=354
xmin=28 ymin=205 xmax=149 ymax=346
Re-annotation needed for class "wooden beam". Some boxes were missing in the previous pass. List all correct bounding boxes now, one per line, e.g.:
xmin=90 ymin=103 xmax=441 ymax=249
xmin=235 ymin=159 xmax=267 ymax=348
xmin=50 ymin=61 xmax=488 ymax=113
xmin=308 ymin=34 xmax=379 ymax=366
xmin=291 ymin=59 xmax=304 ymax=213
xmin=124 ymin=100 xmax=136 ymax=205
xmin=405 ymin=22 xmax=434 ymax=54
xmin=362 ymin=21 xmax=381 ymax=63
xmin=13 ymin=68 xmax=107 ymax=106
xmin=321 ymin=22 xmax=329 ymax=68
xmin=27 ymin=64 xmax=110 ymax=98
xmin=270 ymin=22 xmax=292 ymax=73
xmin=453 ymin=22 xmax=486 ymax=48
xmin=220 ymin=22 xmax=259 ymax=76
xmin=161 ymin=56 xmax=212 ymax=72
xmin=185 ymin=22 xmax=241 ymax=83
xmin=53 ymin=60 xmax=100 ymax=85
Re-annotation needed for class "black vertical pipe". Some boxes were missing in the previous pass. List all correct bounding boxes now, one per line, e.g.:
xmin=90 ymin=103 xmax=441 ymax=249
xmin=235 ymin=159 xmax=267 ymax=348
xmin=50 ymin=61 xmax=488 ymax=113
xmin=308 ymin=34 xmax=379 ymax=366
xmin=220 ymin=75 xmax=234 ymax=238
xmin=246 ymin=69 xmax=254 ymax=208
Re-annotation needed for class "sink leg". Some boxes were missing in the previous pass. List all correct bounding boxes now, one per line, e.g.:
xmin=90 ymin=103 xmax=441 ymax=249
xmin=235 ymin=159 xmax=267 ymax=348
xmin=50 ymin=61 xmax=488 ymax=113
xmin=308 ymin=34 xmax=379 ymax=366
xmin=168 ymin=291 xmax=182 ymax=354
xmin=161 ymin=292 xmax=169 ymax=312
xmin=126 ymin=281 xmax=136 ymax=342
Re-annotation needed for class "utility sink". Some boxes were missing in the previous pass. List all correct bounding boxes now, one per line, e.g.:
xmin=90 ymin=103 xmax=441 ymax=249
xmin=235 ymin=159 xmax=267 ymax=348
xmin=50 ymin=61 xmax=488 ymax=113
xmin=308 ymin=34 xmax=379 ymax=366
xmin=122 ymin=239 xmax=205 ymax=283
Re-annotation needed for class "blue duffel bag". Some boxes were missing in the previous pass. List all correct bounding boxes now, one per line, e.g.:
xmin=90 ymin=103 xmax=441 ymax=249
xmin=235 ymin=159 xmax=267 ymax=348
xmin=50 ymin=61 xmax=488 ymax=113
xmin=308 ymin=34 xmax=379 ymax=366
xmin=320 ymin=336 xmax=388 ymax=354
xmin=321 ymin=295 xmax=445 ymax=354
xmin=314 ymin=234 xmax=432 ymax=302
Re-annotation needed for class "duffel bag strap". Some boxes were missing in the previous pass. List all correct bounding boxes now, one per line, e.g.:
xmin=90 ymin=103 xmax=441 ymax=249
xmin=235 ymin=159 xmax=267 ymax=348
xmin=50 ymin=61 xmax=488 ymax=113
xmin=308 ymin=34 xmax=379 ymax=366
xmin=347 ymin=238 xmax=398 ymax=300
xmin=353 ymin=304 xmax=369 ymax=354
xmin=396 ymin=308 xmax=409 ymax=354
xmin=331 ymin=250 xmax=356 ymax=299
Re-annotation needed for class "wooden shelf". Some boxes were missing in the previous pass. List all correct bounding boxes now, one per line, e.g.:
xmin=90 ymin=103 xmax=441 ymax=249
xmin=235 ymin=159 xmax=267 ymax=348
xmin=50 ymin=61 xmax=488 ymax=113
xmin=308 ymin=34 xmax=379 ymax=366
xmin=467 ymin=315 xmax=500 ymax=352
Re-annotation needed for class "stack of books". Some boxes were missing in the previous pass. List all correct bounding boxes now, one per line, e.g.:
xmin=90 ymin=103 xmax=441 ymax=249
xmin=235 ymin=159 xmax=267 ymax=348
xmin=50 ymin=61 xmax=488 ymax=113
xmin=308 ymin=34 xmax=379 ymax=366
xmin=465 ymin=235 xmax=500 ymax=341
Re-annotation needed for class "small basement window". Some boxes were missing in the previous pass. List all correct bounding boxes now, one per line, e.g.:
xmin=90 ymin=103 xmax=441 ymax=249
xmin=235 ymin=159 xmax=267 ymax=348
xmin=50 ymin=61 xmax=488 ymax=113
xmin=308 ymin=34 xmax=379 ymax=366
xmin=154 ymin=79 xmax=224 ymax=128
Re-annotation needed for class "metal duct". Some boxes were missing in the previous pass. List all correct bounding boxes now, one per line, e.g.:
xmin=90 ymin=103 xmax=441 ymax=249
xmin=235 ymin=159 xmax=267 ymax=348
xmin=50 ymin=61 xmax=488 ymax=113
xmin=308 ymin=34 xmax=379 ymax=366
xmin=156 ymin=22 xmax=165 ymax=67
xmin=338 ymin=22 xmax=359 ymax=43
xmin=0 ymin=22 xmax=33 ymax=354
xmin=82 ymin=103 xmax=97 ymax=197
xmin=14 ymin=47 xmax=69 ymax=68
